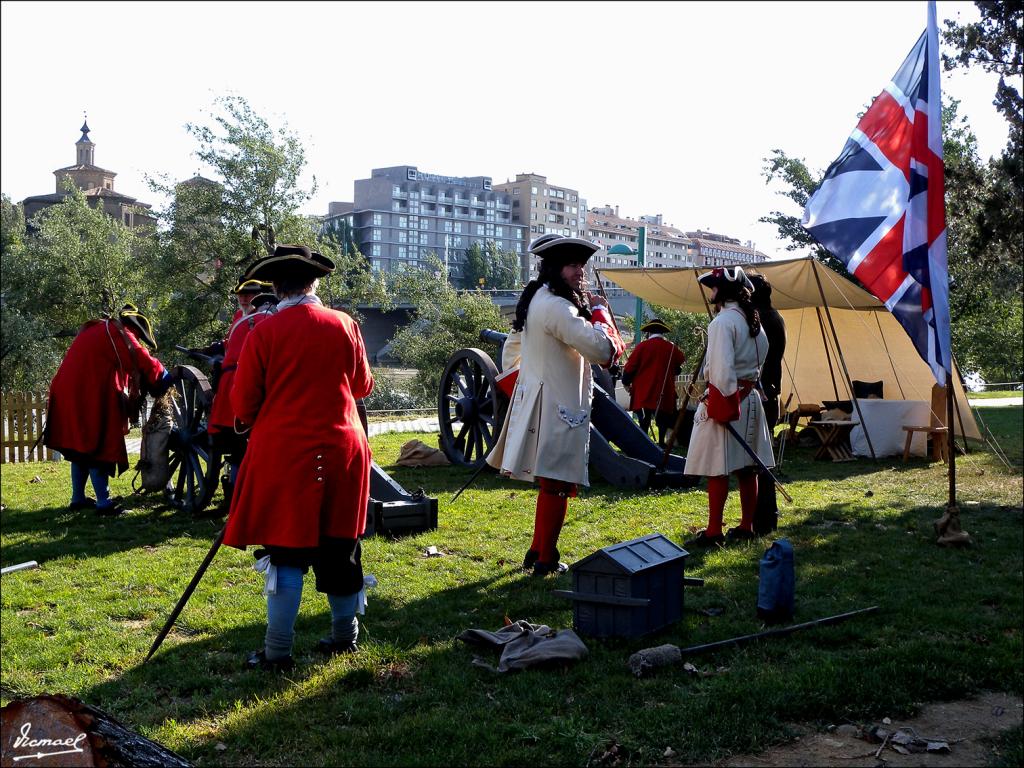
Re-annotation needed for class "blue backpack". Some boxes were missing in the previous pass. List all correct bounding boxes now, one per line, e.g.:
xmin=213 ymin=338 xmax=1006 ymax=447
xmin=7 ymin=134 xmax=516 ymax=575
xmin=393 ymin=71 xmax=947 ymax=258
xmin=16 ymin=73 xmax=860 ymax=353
xmin=757 ymin=538 xmax=795 ymax=623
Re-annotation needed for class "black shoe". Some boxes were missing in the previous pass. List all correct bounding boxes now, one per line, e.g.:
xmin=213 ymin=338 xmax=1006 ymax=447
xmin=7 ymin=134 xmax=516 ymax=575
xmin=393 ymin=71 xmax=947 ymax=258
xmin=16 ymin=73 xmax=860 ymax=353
xmin=684 ymin=530 xmax=725 ymax=549
xmin=725 ymin=527 xmax=756 ymax=543
xmin=244 ymin=649 xmax=294 ymax=672
xmin=316 ymin=637 xmax=358 ymax=657
xmin=68 ymin=499 xmax=96 ymax=511
xmin=95 ymin=498 xmax=126 ymax=517
xmin=521 ymin=549 xmax=540 ymax=570
xmin=532 ymin=560 xmax=568 ymax=577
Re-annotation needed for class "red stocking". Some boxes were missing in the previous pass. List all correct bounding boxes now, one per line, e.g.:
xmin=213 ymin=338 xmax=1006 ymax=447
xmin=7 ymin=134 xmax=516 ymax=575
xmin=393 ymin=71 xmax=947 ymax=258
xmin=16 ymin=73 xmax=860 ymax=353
xmin=738 ymin=471 xmax=758 ymax=531
xmin=706 ymin=475 xmax=728 ymax=537
xmin=535 ymin=491 xmax=568 ymax=563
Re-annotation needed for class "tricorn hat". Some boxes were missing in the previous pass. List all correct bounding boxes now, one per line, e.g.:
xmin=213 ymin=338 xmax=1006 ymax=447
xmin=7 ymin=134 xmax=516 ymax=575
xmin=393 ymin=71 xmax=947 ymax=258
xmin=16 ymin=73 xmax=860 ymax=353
xmin=640 ymin=318 xmax=671 ymax=335
xmin=232 ymin=277 xmax=272 ymax=295
xmin=118 ymin=302 xmax=157 ymax=350
xmin=697 ymin=265 xmax=754 ymax=293
xmin=245 ymin=244 xmax=335 ymax=284
xmin=251 ymin=292 xmax=279 ymax=310
xmin=528 ymin=233 xmax=564 ymax=253
xmin=531 ymin=235 xmax=600 ymax=266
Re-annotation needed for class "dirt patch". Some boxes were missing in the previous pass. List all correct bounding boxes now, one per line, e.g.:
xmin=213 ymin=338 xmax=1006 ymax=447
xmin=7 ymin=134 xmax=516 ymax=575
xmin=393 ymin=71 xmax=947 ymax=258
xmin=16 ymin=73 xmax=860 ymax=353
xmin=719 ymin=692 xmax=1022 ymax=767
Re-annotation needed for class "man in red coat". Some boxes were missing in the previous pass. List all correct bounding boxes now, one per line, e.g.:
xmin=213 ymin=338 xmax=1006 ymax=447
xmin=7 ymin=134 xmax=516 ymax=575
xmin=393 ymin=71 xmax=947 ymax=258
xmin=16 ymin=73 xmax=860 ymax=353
xmin=621 ymin=318 xmax=686 ymax=447
xmin=44 ymin=304 xmax=171 ymax=515
xmin=223 ymin=244 xmax=374 ymax=671
xmin=206 ymin=287 xmax=277 ymax=511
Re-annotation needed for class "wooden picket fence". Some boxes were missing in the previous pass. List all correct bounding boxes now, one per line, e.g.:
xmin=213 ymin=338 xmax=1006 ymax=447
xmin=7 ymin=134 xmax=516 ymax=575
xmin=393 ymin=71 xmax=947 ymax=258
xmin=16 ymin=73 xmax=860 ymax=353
xmin=1 ymin=391 xmax=55 ymax=463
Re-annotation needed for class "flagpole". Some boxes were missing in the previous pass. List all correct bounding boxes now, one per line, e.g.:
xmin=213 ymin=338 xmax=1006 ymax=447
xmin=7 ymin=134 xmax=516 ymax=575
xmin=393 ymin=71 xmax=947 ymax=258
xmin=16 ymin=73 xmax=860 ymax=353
xmin=946 ymin=372 xmax=956 ymax=507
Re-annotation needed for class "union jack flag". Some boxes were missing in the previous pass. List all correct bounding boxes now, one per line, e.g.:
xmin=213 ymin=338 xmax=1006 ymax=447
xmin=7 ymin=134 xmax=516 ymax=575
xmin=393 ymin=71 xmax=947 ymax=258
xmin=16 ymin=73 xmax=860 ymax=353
xmin=803 ymin=1 xmax=951 ymax=385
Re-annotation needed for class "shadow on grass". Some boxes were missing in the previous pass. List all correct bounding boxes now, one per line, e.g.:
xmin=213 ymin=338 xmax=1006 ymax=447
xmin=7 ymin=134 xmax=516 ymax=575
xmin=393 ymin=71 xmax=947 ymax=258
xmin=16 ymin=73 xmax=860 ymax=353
xmin=0 ymin=493 xmax=225 ymax=566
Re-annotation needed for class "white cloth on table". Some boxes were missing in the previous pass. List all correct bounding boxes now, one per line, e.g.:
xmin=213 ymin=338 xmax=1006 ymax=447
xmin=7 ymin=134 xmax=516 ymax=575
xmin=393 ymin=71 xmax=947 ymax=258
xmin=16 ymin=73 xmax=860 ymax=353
xmin=849 ymin=399 xmax=930 ymax=457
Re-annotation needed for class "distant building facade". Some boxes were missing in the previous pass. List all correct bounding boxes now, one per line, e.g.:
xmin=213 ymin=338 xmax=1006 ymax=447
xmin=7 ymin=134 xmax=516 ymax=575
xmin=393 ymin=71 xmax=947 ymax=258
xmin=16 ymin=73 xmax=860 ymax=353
xmin=585 ymin=206 xmax=698 ymax=271
xmin=323 ymin=165 xmax=528 ymax=283
xmin=493 ymin=173 xmax=583 ymax=280
xmin=21 ymin=120 xmax=155 ymax=230
xmin=685 ymin=230 xmax=768 ymax=266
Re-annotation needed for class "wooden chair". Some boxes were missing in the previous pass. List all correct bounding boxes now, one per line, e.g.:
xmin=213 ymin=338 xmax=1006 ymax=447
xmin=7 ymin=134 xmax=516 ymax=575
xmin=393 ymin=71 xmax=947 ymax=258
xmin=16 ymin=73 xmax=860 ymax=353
xmin=901 ymin=384 xmax=949 ymax=463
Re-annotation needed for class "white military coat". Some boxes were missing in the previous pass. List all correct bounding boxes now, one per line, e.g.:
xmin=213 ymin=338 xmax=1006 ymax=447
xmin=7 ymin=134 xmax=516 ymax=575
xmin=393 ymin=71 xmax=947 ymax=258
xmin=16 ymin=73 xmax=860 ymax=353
xmin=686 ymin=302 xmax=775 ymax=477
xmin=487 ymin=286 xmax=613 ymax=486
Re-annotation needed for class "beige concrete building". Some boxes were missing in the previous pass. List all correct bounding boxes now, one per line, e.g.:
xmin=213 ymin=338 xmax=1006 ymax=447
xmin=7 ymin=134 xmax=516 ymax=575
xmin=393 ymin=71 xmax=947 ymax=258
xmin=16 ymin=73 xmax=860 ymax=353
xmin=494 ymin=173 xmax=583 ymax=280
xmin=22 ymin=120 xmax=155 ymax=230
xmin=685 ymin=230 xmax=768 ymax=267
xmin=585 ymin=206 xmax=698 ymax=271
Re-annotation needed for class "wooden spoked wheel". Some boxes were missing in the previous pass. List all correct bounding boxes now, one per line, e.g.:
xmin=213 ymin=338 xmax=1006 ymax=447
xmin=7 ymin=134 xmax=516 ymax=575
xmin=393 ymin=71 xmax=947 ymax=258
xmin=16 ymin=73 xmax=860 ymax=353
xmin=437 ymin=348 xmax=506 ymax=468
xmin=164 ymin=365 xmax=221 ymax=514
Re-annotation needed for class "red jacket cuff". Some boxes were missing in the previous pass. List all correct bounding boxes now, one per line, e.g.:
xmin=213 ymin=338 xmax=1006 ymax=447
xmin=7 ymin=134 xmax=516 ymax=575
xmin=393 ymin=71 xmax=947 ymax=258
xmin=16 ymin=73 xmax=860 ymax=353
xmin=706 ymin=383 xmax=740 ymax=422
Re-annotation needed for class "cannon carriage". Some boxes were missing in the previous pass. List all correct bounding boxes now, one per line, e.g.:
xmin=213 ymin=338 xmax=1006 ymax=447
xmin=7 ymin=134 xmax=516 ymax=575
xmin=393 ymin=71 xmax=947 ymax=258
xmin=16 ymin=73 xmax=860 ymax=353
xmin=437 ymin=330 xmax=699 ymax=490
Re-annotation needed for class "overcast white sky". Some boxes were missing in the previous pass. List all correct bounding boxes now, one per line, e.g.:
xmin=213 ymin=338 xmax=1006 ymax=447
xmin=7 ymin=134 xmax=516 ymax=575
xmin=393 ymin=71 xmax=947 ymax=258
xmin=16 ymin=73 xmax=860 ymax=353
xmin=1 ymin=1 xmax=1009 ymax=259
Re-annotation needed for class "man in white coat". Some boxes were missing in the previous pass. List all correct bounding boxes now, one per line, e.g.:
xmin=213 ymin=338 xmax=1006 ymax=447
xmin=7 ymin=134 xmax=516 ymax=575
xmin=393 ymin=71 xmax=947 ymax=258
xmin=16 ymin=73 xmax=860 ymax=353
xmin=684 ymin=266 xmax=774 ymax=548
xmin=487 ymin=235 xmax=624 ymax=576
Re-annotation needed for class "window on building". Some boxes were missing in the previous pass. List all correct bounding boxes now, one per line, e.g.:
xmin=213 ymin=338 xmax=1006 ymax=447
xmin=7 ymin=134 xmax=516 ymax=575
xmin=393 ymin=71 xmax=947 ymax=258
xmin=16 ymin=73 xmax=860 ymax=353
xmin=513 ymin=188 xmax=520 ymax=195
xmin=419 ymin=218 xmax=428 ymax=229
xmin=372 ymin=244 xmax=381 ymax=257
xmin=398 ymin=246 xmax=407 ymax=259
xmin=372 ymin=229 xmax=382 ymax=241
xmin=531 ymin=186 xmax=538 ymax=194
xmin=392 ymin=185 xmax=402 ymax=196
xmin=399 ymin=231 xmax=408 ymax=244
xmin=495 ymin=226 xmax=504 ymax=237
xmin=444 ymin=220 xmax=453 ymax=233
xmin=398 ymin=216 xmax=408 ymax=228
xmin=409 ymin=216 xmax=419 ymax=228
xmin=372 ymin=213 xmax=382 ymax=226
xmin=476 ymin=224 xmax=484 ymax=235
xmin=420 ymin=232 xmax=429 ymax=244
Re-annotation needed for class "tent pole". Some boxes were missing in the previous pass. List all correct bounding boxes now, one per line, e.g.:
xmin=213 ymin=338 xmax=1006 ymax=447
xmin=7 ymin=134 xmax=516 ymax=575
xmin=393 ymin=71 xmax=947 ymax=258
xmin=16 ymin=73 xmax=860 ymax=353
xmin=814 ymin=308 xmax=841 ymax=399
xmin=875 ymin=312 xmax=907 ymax=399
xmin=811 ymin=261 xmax=877 ymax=461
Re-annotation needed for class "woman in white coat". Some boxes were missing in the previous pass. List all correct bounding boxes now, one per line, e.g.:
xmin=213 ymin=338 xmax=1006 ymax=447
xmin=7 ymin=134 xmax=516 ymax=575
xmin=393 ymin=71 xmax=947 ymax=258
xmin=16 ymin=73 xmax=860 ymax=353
xmin=685 ymin=266 xmax=774 ymax=548
xmin=487 ymin=235 xmax=623 ymax=575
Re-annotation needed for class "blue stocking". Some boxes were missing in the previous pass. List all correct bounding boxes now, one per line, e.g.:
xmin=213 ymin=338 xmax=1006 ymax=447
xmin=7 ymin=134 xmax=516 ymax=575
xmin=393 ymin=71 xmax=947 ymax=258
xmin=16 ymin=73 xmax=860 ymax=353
xmin=264 ymin=565 xmax=304 ymax=660
xmin=89 ymin=467 xmax=111 ymax=507
xmin=327 ymin=592 xmax=360 ymax=646
xmin=70 ymin=462 xmax=89 ymax=504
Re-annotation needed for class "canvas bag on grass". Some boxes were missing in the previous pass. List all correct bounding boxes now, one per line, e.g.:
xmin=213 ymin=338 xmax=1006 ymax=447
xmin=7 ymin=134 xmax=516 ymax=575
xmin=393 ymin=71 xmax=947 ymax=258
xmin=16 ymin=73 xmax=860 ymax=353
xmin=134 ymin=392 xmax=174 ymax=492
xmin=757 ymin=538 xmax=794 ymax=624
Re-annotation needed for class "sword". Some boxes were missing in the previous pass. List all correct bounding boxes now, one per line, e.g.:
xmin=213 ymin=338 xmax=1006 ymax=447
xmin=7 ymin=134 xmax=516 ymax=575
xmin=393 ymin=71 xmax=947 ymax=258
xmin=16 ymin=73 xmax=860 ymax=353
xmin=145 ymin=526 xmax=225 ymax=662
xmin=723 ymin=421 xmax=793 ymax=503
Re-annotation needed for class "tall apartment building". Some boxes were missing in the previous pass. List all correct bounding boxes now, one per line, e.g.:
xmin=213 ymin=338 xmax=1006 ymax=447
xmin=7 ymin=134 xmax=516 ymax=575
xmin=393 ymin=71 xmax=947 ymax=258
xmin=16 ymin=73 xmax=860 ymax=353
xmin=685 ymin=230 xmax=768 ymax=267
xmin=324 ymin=166 xmax=528 ymax=283
xmin=493 ymin=173 xmax=583 ymax=280
xmin=585 ymin=206 xmax=697 ymax=270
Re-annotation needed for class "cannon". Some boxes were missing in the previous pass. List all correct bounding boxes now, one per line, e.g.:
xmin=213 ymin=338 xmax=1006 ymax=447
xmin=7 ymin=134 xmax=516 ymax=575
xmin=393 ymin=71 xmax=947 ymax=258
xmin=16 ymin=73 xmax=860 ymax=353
xmin=159 ymin=346 xmax=436 ymax=534
xmin=437 ymin=330 xmax=699 ymax=490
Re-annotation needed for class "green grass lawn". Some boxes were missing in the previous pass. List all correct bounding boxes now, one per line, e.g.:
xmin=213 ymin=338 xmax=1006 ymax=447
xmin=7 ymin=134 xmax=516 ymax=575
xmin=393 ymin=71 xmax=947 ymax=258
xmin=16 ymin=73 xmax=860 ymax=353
xmin=1 ymin=407 xmax=1021 ymax=766
xmin=969 ymin=390 xmax=1023 ymax=400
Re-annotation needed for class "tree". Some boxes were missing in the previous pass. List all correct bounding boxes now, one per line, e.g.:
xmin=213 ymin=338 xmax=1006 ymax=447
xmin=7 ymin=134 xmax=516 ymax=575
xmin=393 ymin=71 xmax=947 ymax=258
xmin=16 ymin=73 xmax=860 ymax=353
xmin=146 ymin=95 xmax=388 ymax=351
xmin=387 ymin=254 xmax=505 ymax=403
xmin=942 ymin=2 xmax=1022 ymax=277
xmin=485 ymin=240 xmax=521 ymax=289
xmin=2 ymin=183 xmax=161 ymax=389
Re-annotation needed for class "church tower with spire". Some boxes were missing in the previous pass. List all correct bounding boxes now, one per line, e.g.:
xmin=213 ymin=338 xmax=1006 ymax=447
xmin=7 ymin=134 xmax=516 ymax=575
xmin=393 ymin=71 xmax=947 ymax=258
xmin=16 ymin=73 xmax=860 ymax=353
xmin=22 ymin=115 xmax=155 ymax=230
xmin=75 ymin=117 xmax=95 ymax=166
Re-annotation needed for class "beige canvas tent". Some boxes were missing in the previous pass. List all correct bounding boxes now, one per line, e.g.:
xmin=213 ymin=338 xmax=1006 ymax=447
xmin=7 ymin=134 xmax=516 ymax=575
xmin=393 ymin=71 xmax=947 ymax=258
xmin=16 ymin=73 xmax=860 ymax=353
xmin=600 ymin=256 xmax=981 ymax=451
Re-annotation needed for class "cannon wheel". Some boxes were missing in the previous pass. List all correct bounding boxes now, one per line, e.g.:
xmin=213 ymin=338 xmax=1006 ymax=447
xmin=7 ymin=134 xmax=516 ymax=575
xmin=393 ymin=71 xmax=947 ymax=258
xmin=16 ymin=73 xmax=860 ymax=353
xmin=438 ymin=348 xmax=505 ymax=468
xmin=165 ymin=365 xmax=221 ymax=515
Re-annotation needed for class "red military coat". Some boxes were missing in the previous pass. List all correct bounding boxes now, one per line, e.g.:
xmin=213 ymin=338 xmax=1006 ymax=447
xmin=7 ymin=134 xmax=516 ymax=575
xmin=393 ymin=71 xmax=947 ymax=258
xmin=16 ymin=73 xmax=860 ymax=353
xmin=45 ymin=319 xmax=166 ymax=474
xmin=208 ymin=308 xmax=273 ymax=433
xmin=622 ymin=335 xmax=686 ymax=412
xmin=223 ymin=302 xmax=374 ymax=549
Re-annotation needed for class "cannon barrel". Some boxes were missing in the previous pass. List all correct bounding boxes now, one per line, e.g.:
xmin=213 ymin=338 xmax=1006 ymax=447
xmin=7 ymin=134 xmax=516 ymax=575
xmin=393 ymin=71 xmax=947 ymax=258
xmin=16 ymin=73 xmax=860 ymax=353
xmin=479 ymin=329 xmax=508 ymax=345
xmin=175 ymin=344 xmax=219 ymax=368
